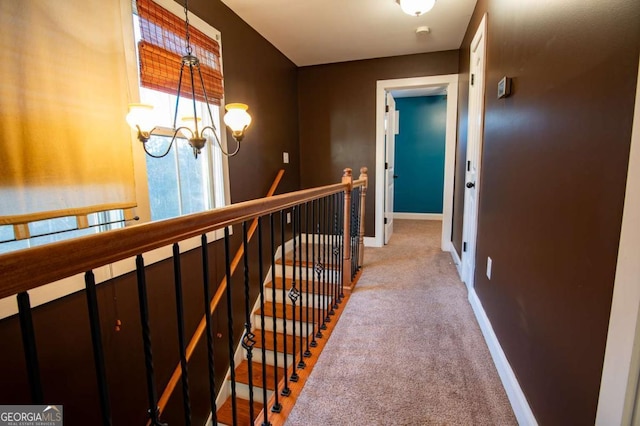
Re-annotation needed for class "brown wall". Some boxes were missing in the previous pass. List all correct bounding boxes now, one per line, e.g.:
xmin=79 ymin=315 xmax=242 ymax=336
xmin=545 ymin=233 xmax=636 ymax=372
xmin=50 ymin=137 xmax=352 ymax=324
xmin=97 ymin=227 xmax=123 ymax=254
xmin=0 ymin=1 xmax=299 ymax=424
xmin=188 ymin=0 xmax=301 ymax=199
xmin=453 ymin=0 xmax=640 ymax=424
xmin=298 ymin=51 xmax=459 ymax=236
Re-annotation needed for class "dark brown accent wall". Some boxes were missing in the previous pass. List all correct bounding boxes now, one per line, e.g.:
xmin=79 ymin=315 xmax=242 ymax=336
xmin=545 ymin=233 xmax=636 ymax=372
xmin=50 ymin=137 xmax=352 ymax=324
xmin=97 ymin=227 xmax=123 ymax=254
xmin=298 ymin=51 xmax=459 ymax=236
xmin=453 ymin=0 xmax=640 ymax=424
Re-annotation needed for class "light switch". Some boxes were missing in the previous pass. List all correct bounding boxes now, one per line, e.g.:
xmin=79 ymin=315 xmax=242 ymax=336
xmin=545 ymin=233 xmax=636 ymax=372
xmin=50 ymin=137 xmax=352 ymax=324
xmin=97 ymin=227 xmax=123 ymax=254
xmin=487 ymin=257 xmax=493 ymax=280
xmin=283 ymin=152 xmax=289 ymax=164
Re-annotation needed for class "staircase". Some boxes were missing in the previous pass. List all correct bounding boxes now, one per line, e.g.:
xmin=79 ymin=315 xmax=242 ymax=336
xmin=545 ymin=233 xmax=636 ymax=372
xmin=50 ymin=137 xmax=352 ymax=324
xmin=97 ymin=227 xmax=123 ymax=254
xmin=215 ymin=237 xmax=344 ymax=425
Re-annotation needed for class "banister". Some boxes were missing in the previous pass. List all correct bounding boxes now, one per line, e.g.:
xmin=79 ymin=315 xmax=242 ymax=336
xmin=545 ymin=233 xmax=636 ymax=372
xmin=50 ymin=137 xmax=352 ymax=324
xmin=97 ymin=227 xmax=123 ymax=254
xmin=0 ymin=181 xmax=347 ymax=300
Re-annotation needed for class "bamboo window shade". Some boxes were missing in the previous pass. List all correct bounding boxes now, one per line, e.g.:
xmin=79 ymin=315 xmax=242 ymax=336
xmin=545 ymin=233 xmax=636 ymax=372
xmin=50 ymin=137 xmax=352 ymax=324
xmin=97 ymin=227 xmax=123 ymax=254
xmin=136 ymin=0 xmax=224 ymax=105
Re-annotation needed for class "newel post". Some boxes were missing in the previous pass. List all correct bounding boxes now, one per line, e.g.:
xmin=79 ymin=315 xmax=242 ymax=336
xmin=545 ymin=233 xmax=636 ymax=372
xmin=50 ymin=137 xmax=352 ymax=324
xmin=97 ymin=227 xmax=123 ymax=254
xmin=358 ymin=167 xmax=368 ymax=267
xmin=342 ymin=168 xmax=353 ymax=288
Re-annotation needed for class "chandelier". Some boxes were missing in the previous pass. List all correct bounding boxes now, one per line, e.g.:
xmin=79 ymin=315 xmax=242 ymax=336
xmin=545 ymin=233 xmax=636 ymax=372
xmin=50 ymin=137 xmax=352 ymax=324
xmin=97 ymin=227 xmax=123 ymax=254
xmin=126 ymin=0 xmax=251 ymax=159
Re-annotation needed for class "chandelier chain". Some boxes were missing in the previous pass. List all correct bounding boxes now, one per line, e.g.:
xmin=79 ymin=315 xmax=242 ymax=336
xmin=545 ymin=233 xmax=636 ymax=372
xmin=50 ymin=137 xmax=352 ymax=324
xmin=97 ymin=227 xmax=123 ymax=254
xmin=183 ymin=0 xmax=192 ymax=55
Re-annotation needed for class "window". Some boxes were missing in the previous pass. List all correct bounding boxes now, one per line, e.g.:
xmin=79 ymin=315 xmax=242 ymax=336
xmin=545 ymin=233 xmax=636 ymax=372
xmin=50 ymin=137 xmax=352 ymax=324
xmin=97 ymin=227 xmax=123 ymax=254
xmin=139 ymin=87 xmax=226 ymax=221
xmin=132 ymin=0 xmax=229 ymax=222
xmin=0 ymin=210 xmax=125 ymax=255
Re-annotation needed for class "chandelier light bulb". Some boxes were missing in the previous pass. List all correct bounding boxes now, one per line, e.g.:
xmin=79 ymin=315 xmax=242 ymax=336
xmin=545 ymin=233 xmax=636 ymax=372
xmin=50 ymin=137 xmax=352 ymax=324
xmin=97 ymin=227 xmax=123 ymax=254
xmin=126 ymin=103 xmax=155 ymax=133
xmin=224 ymin=103 xmax=252 ymax=142
xmin=180 ymin=116 xmax=202 ymax=134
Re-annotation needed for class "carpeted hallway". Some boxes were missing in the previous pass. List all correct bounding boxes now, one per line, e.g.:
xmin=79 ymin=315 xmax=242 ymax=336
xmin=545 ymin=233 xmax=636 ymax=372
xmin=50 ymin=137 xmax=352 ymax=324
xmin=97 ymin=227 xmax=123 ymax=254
xmin=285 ymin=220 xmax=517 ymax=425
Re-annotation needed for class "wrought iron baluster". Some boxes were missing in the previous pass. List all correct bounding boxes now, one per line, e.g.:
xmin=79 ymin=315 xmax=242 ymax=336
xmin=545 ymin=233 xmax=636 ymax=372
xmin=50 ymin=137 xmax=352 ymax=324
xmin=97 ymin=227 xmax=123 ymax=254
xmin=311 ymin=199 xmax=320 ymax=345
xmin=257 ymin=218 xmax=271 ymax=426
xmin=317 ymin=199 xmax=327 ymax=333
xmin=297 ymin=205 xmax=306 ymax=369
xmin=269 ymin=214 xmax=282 ymax=412
xmin=289 ymin=207 xmax=300 ymax=382
xmin=304 ymin=202 xmax=312 ymax=358
xmin=351 ymin=188 xmax=359 ymax=280
xmin=170 ymin=243 xmax=193 ymax=426
xmin=223 ymin=227 xmax=238 ymax=425
xmin=200 ymin=236 xmax=216 ymax=425
xmin=84 ymin=271 xmax=112 ymax=426
xmin=331 ymin=194 xmax=341 ymax=309
xmin=16 ymin=292 xmax=43 ymax=404
xmin=241 ymin=222 xmax=256 ymax=421
xmin=135 ymin=255 xmax=166 ymax=426
xmin=324 ymin=196 xmax=332 ymax=325
xmin=330 ymin=194 xmax=336 ymax=307
xmin=280 ymin=210 xmax=291 ymax=396
xmin=353 ymin=187 xmax=362 ymax=272
xmin=338 ymin=193 xmax=345 ymax=300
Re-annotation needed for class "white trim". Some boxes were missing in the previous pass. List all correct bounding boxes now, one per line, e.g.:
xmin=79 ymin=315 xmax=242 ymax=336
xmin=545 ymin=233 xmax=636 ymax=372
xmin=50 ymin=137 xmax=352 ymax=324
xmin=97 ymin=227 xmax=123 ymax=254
xmin=375 ymin=74 xmax=459 ymax=250
xmin=468 ymin=289 xmax=538 ymax=426
xmin=393 ymin=213 xmax=442 ymax=220
xmin=596 ymin=55 xmax=640 ymax=425
xmin=364 ymin=236 xmax=379 ymax=247
xmin=449 ymin=242 xmax=463 ymax=278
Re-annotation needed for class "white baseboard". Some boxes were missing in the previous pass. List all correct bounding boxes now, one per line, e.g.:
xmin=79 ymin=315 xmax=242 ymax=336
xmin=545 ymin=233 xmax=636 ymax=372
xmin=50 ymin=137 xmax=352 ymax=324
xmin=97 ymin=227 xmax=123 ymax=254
xmin=468 ymin=289 xmax=538 ymax=426
xmin=448 ymin=242 xmax=463 ymax=279
xmin=364 ymin=236 xmax=380 ymax=247
xmin=393 ymin=213 xmax=443 ymax=220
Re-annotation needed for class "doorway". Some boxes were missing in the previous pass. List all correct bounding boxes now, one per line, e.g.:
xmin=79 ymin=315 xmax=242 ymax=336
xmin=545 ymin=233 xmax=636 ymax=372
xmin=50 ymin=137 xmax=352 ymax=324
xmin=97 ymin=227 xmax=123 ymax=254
xmin=373 ymin=74 xmax=459 ymax=250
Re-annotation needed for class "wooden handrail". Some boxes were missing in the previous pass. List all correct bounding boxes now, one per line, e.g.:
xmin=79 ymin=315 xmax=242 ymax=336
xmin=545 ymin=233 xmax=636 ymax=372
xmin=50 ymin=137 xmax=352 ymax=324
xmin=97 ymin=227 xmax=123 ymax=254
xmin=153 ymin=169 xmax=285 ymax=419
xmin=0 ymin=180 xmax=347 ymax=300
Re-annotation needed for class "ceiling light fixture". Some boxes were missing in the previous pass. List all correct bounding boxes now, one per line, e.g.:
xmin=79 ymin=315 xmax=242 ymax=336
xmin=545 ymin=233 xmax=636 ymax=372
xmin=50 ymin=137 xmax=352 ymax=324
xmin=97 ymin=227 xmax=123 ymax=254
xmin=126 ymin=0 xmax=251 ymax=159
xmin=396 ymin=0 xmax=436 ymax=16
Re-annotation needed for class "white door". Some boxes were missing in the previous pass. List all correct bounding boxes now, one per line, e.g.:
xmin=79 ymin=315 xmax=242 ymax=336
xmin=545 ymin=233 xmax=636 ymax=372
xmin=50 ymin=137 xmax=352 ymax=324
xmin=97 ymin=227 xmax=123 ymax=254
xmin=461 ymin=15 xmax=487 ymax=287
xmin=384 ymin=92 xmax=397 ymax=244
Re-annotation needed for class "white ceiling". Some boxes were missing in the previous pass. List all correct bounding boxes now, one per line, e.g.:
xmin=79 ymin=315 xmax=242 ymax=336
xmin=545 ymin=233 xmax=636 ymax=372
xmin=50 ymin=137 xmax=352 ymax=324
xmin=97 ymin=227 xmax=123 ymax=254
xmin=220 ymin=0 xmax=478 ymax=67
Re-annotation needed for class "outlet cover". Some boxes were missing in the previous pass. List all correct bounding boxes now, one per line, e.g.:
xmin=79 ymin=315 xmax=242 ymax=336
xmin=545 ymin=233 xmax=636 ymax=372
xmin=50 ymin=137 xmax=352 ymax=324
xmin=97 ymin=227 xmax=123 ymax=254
xmin=286 ymin=212 xmax=291 ymax=224
xmin=283 ymin=152 xmax=289 ymax=164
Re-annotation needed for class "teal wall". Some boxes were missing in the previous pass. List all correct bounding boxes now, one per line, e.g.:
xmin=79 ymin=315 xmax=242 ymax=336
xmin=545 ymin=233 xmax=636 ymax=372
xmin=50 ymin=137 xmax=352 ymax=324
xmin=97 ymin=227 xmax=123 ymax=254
xmin=394 ymin=95 xmax=447 ymax=214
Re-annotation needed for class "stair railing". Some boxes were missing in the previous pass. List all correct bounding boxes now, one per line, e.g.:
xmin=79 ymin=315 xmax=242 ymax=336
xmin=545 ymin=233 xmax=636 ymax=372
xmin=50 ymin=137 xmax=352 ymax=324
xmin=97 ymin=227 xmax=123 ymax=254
xmin=0 ymin=166 xmax=368 ymax=426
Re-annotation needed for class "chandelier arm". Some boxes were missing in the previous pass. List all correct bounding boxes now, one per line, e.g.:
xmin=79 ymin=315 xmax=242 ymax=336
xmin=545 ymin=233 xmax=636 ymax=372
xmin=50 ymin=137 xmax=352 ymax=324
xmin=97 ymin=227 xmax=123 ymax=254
xmin=195 ymin=64 xmax=218 ymax=129
xmin=186 ymin=63 xmax=201 ymax=136
xmin=142 ymin=132 xmax=175 ymax=159
xmin=201 ymin=125 xmax=241 ymax=157
xmin=173 ymin=62 xmax=187 ymax=130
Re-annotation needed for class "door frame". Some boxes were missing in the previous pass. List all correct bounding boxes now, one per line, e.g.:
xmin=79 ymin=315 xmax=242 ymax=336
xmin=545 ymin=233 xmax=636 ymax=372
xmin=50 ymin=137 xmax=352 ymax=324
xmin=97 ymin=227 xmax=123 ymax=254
xmin=372 ymin=74 xmax=459 ymax=249
xmin=596 ymin=54 xmax=640 ymax=425
xmin=383 ymin=92 xmax=397 ymax=244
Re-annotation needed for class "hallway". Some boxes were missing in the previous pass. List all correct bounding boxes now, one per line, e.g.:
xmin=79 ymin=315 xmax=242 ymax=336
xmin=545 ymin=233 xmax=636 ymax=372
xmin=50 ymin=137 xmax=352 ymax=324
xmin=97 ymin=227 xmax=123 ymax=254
xmin=285 ymin=220 xmax=516 ymax=425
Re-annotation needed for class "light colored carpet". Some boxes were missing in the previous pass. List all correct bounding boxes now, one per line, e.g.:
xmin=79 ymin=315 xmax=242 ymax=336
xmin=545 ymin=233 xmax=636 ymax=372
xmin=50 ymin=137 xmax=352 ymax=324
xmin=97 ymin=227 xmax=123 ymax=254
xmin=285 ymin=220 xmax=517 ymax=426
